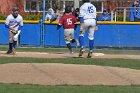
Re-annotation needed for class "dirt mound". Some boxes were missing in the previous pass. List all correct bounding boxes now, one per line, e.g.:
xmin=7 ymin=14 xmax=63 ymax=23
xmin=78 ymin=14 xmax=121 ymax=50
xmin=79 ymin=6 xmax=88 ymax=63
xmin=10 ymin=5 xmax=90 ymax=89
xmin=0 ymin=63 xmax=140 ymax=85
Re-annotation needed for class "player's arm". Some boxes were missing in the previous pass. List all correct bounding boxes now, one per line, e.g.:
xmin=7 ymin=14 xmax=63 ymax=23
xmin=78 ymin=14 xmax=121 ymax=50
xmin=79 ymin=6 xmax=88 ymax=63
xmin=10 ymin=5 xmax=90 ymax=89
xmin=57 ymin=16 xmax=63 ymax=30
xmin=93 ymin=7 xmax=98 ymax=31
xmin=18 ymin=17 xmax=24 ymax=31
xmin=5 ymin=17 xmax=16 ymax=32
xmin=94 ymin=20 xmax=98 ymax=31
xmin=5 ymin=16 xmax=10 ymax=29
xmin=79 ymin=6 xmax=85 ymax=31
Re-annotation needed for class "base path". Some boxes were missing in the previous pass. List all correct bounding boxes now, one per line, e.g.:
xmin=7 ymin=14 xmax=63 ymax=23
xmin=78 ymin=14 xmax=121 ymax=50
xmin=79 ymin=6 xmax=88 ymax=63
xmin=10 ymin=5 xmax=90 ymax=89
xmin=0 ymin=51 xmax=140 ymax=59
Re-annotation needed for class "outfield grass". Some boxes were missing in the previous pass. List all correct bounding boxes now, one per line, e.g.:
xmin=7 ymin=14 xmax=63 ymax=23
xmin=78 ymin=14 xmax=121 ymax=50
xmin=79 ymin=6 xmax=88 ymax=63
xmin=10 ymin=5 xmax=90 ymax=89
xmin=0 ymin=57 xmax=140 ymax=70
xmin=0 ymin=83 xmax=140 ymax=93
xmin=1 ymin=47 xmax=140 ymax=55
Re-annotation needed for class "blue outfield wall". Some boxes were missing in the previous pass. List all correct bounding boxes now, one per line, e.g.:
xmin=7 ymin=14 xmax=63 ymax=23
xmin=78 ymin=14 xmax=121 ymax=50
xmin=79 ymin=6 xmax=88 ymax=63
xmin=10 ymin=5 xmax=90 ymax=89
xmin=0 ymin=21 xmax=140 ymax=47
xmin=95 ymin=24 xmax=140 ymax=47
xmin=0 ymin=23 xmax=9 ymax=44
xmin=44 ymin=23 xmax=140 ymax=47
xmin=20 ymin=23 xmax=41 ymax=46
xmin=45 ymin=24 xmax=81 ymax=47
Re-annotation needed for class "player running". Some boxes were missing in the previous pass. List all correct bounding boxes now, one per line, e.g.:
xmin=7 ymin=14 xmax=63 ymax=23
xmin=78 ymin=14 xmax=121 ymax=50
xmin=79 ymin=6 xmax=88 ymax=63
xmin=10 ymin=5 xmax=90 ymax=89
xmin=78 ymin=0 xmax=98 ymax=58
xmin=5 ymin=6 xmax=23 ymax=54
xmin=58 ymin=6 xmax=79 ymax=54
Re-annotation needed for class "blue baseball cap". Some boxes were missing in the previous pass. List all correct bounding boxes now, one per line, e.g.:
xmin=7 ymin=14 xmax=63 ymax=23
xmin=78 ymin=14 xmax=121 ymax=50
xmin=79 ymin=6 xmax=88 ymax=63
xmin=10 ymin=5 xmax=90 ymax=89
xmin=103 ymin=8 xmax=108 ymax=12
xmin=134 ymin=0 xmax=139 ymax=2
xmin=12 ymin=6 xmax=19 ymax=11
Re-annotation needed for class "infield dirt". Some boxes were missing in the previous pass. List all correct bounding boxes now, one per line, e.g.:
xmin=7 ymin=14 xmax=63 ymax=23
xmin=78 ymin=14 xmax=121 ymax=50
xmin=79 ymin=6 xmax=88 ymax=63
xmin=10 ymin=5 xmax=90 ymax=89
xmin=0 ymin=51 xmax=140 ymax=85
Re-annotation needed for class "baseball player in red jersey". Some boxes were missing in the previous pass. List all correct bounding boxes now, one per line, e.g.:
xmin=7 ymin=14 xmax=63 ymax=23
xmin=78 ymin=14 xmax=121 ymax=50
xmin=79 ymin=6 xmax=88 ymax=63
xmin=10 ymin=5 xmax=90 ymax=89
xmin=58 ymin=6 xmax=79 ymax=53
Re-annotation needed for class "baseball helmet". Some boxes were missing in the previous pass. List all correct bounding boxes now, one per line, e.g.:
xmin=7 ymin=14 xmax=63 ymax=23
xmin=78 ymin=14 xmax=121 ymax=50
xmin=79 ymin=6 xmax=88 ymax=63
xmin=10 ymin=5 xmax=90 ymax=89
xmin=12 ymin=6 xmax=19 ymax=11
xmin=82 ymin=0 xmax=90 ymax=3
xmin=75 ymin=8 xmax=79 ymax=12
xmin=65 ymin=6 xmax=72 ymax=13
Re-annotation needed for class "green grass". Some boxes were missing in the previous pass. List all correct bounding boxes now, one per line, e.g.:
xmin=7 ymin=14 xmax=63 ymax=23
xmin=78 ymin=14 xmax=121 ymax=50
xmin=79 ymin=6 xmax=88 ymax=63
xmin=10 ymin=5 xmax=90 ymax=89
xmin=0 ymin=84 xmax=140 ymax=93
xmin=0 ymin=57 xmax=140 ymax=70
xmin=1 ymin=47 xmax=140 ymax=55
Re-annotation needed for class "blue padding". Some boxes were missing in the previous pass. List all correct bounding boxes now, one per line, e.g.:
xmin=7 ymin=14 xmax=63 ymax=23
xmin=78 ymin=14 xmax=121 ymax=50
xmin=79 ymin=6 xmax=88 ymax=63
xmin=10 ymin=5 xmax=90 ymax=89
xmin=94 ymin=24 xmax=140 ymax=47
xmin=5 ymin=24 xmax=9 ymax=28
xmin=45 ymin=25 xmax=60 ymax=46
xmin=0 ymin=24 xmax=9 ymax=44
xmin=20 ymin=24 xmax=41 ymax=46
xmin=0 ymin=22 xmax=140 ymax=47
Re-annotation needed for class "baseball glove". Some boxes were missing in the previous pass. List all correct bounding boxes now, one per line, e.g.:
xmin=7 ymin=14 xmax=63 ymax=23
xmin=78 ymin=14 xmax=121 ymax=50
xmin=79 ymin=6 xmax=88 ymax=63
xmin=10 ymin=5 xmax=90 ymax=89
xmin=56 ymin=25 xmax=61 ymax=30
xmin=10 ymin=27 xmax=18 ymax=34
xmin=11 ymin=29 xmax=18 ymax=34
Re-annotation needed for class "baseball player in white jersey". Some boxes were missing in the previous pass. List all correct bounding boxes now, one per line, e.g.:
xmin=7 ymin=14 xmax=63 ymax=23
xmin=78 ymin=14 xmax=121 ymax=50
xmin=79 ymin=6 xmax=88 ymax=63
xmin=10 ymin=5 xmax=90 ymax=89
xmin=79 ymin=0 xmax=98 ymax=58
xmin=5 ymin=6 xmax=23 ymax=54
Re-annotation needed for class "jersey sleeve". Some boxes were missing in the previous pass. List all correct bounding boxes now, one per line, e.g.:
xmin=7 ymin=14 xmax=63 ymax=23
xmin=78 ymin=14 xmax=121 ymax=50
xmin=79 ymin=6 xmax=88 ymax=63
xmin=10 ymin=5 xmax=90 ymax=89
xmin=5 ymin=16 xmax=10 ymax=25
xmin=79 ymin=6 xmax=85 ymax=17
xmin=20 ymin=16 xmax=24 ymax=26
xmin=93 ymin=6 xmax=97 ymax=18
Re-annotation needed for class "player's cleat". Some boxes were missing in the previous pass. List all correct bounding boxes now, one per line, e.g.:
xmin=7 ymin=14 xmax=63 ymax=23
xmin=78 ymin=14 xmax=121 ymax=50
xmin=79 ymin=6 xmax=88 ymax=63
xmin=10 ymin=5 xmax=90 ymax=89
xmin=87 ymin=52 xmax=92 ymax=58
xmin=12 ymin=48 xmax=16 ymax=55
xmin=75 ymin=39 xmax=80 ymax=48
xmin=6 ymin=50 xmax=13 ymax=54
xmin=69 ymin=50 xmax=74 ymax=54
xmin=79 ymin=48 xmax=84 ymax=57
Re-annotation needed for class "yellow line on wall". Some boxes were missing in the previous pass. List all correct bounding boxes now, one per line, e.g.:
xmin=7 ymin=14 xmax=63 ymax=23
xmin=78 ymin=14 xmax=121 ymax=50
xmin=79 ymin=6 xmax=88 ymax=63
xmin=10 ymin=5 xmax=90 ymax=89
xmin=0 ymin=20 xmax=140 ymax=25
xmin=97 ymin=21 xmax=140 ymax=25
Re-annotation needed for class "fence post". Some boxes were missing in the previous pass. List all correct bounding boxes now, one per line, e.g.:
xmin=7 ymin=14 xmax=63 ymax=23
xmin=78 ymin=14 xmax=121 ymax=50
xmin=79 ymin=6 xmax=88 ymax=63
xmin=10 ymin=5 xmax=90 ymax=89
xmin=115 ymin=11 xmax=117 ymax=22
xmin=42 ymin=0 xmax=46 ymax=47
xmin=63 ymin=0 xmax=65 ymax=12
xmin=123 ymin=8 xmax=126 ymax=22
xmin=111 ymin=10 xmax=114 ymax=21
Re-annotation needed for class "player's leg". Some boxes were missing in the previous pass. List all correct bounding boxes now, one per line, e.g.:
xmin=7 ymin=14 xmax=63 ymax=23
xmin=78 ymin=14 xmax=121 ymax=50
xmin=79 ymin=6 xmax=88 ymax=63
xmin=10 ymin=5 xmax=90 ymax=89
xmin=70 ymin=29 xmax=79 ymax=48
xmin=87 ymin=27 xmax=95 ymax=58
xmin=7 ymin=31 xmax=14 ymax=54
xmin=12 ymin=40 xmax=17 ymax=54
xmin=85 ymin=19 xmax=96 ymax=58
xmin=71 ymin=39 xmax=79 ymax=48
xmin=7 ymin=43 xmax=13 ymax=54
xmin=13 ymin=32 xmax=19 ymax=48
xmin=13 ymin=30 xmax=21 ymax=54
xmin=64 ymin=29 xmax=73 ymax=53
xmin=79 ymin=31 xmax=84 ymax=49
xmin=13 ymin=41 xmax=17 ymax=48
xmin=78 ymin=25 xmax=85 ymax=57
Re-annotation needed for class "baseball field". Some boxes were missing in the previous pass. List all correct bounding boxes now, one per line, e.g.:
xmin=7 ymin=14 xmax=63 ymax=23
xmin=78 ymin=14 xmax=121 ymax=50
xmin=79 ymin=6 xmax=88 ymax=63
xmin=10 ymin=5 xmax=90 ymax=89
xmin=0 ymin=47 xmax=140 ymax=93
